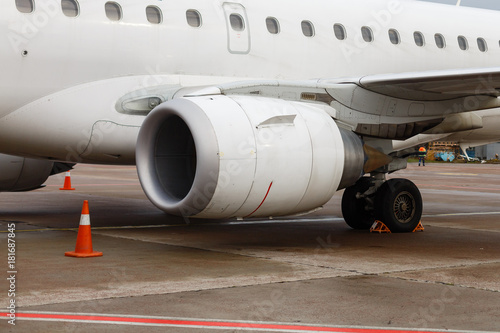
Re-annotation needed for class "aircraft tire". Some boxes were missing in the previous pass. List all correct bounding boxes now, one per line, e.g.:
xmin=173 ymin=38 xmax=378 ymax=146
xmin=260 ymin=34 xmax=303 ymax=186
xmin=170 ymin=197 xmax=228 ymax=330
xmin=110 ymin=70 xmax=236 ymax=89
xmin=375 ymin=178 xmax=423 ymax=233
xmin=341 ymin=177 xmax=375 ymax=230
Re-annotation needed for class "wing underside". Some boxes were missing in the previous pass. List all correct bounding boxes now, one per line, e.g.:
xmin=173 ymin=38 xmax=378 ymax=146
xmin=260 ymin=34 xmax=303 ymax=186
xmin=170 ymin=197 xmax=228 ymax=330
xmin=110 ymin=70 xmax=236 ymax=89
xmin=356 ymin=67 xmax=500 ymax=101
xmin=213 ymin=67 xmax=500 ymax=140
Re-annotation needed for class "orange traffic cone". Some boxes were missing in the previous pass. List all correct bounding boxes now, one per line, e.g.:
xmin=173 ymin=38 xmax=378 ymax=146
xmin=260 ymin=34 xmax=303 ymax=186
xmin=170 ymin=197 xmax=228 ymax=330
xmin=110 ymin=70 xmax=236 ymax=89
xmin=65 ymin=201 xmax=103 ymax=258
xmin=60 ymin=171 xmax=75 ymax=191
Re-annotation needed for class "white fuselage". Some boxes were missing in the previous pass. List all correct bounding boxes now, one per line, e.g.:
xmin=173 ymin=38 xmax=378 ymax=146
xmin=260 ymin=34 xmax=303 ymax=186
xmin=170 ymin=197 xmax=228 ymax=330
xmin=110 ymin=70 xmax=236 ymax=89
xmin=0 ymin=0 xmax=499 ymax=161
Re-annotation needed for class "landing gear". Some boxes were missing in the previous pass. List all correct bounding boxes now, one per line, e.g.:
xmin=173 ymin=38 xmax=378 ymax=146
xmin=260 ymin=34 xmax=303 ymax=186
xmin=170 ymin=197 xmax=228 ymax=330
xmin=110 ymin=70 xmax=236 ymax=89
xmin=341 ymin=177 xmax=375 ymax=230
xmin=375 ymin=179 xmax=422 ymax=233
xmin=342 ymin=178 xmax=423 ymax=233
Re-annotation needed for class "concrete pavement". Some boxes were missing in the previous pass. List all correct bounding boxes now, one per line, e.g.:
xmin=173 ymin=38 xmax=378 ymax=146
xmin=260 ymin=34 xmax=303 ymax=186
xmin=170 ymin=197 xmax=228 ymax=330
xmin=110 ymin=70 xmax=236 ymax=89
xmin=1 ymin=163 xmax=499 ymax=332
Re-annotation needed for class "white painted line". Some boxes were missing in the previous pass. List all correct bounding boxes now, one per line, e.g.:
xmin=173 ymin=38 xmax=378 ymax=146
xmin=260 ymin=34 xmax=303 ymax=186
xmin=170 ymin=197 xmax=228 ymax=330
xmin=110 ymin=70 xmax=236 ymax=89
xmin=3 ymin=212 xmax=500 ymax=234
xmin=424 ymin=212 xmax=500 ymax=217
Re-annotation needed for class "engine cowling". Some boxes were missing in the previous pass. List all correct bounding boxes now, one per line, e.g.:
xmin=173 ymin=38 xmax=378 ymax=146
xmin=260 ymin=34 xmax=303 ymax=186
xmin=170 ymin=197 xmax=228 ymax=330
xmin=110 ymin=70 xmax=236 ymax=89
xmin=136 ymin=95 xmax=365 ymax=218
xmin=0 ymin=154 xmax=54 ymax=192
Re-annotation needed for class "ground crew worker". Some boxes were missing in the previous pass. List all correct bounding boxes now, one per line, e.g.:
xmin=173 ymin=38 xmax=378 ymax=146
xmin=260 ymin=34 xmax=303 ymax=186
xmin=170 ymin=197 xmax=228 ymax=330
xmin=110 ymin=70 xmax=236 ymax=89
xmin=418 ymin=146 xmax=427 ymax=166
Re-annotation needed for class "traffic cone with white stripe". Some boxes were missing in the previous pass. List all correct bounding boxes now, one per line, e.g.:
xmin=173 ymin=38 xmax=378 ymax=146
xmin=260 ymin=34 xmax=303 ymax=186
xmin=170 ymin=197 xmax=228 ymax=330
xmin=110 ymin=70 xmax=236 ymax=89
xmin=59 ymin=171 xmax=75 ymax=191
xmin=65 ymin=200 xmax=103 ymax=258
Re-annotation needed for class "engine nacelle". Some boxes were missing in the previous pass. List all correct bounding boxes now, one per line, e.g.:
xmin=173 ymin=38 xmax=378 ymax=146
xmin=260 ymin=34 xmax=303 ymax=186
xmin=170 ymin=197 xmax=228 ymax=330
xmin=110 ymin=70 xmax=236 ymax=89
xmin=136 ymin=95 xmax=365 ymax=218
xmin=0 ymin=154 xmax=54 ymax=192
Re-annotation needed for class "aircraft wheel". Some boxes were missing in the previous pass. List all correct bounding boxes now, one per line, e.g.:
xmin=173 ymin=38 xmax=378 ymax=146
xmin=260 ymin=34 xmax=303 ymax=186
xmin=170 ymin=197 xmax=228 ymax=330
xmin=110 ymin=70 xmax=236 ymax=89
xmin=341 ymin=177 xmax=375 ymax=230
xmin=375 ymin=179 xmax=422 ymax=233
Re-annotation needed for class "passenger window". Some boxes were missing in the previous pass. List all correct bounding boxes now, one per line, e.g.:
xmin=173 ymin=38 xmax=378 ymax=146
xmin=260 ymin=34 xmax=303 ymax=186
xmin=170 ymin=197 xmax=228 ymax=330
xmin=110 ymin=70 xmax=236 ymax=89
xmin=61 ymin=0 xmax=79 ymax=17
xmin=16 ymin=0 xmax=34 ymax=13
xmin=301 ymin=20 xmax=315 ymax=37
xmin=266 ymin=17 xmax=280 ymax=34
xmin=230 ymin=14 xmax=245 ymax=31
xmin=105 ymin=2 xmax=122 ymax=21
xmin=414 ymin=31 xmax=425 ymax=47
xmin=434 ymin=34 xmax=446 ymax=49
xmin=361 ymin=26 xmax=373 ymax=42
xmin=333 ymin=24 xmax=346 ymax=40
xmin=388 ymin=29 xmax=400 ymax=45
xmin=457 ymin=36 xmax=468 ymax=51
xmin=477 ymin=38 xmax=488 ymax=52
xmin=186 ymin=10 xmax=202 ymax=28
xmin=146 ymin=6 xmax=162 ymax=24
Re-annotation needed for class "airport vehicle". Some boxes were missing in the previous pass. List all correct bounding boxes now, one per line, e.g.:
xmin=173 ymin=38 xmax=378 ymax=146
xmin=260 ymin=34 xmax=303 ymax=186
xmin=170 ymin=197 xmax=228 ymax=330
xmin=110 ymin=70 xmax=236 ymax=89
xmin=1 ymin=0 xmax=500 ymax=232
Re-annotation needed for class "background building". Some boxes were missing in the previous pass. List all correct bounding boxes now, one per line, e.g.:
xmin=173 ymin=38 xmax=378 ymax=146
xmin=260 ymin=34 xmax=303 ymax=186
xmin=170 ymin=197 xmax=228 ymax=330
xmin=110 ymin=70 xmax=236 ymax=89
xmin=474 ymin=143 xmax=500 ymax=160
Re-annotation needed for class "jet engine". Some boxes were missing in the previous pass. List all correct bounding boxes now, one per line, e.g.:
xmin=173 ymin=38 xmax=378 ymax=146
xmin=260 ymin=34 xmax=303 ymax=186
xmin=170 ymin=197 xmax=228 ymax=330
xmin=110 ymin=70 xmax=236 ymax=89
xmin=0 ymin=154 xmax=54 ymax=192
xmin=136 ymin=95 xmax=366 ymax=218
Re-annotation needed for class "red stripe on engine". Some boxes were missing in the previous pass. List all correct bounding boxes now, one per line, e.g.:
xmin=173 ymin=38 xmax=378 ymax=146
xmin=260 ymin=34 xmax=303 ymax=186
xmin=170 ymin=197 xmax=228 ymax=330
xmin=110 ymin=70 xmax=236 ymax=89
xmin=244 ymin=182 xmax=273 ymax=218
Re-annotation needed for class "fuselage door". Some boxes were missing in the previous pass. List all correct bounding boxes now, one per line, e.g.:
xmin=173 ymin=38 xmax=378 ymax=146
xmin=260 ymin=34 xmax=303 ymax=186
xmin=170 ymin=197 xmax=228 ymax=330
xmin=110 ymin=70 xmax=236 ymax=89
xmin=222 ymin=2 xmax=251 ymax=54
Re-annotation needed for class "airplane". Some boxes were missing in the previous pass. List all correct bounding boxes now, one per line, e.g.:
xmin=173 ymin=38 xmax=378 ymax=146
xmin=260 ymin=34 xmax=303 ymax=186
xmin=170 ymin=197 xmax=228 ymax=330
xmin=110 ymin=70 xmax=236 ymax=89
xmin=1 ymin=0 xmax=500 ymax=233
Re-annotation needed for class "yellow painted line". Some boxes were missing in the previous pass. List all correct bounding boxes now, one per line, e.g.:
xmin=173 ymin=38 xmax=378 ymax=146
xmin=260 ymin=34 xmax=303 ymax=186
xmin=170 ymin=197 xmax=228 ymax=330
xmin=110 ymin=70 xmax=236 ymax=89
xmin=437 ymin=173 xmax=478 ymax=176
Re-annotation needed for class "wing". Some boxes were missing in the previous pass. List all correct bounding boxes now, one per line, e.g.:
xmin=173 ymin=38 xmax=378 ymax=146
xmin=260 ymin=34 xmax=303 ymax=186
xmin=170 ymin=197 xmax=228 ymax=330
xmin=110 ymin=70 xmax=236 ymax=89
xmin=213 ymin=67 xmax=500 ymax=140
xmin=356 ymin=67 xmax=500 ymax=101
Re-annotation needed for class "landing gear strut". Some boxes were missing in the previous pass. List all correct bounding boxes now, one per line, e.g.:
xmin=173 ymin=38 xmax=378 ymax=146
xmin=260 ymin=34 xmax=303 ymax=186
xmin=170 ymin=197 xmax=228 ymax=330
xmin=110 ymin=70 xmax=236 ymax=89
xmin=342 ymin=177 xmax=423 ymax=233
xmin=341 ymin=177 xmax=374 ymax=230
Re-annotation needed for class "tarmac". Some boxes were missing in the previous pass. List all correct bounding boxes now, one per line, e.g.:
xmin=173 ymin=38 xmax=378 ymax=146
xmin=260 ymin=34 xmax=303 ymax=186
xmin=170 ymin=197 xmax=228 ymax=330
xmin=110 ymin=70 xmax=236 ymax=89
xmin=0 ymin=162 xmax=499 ymax=332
